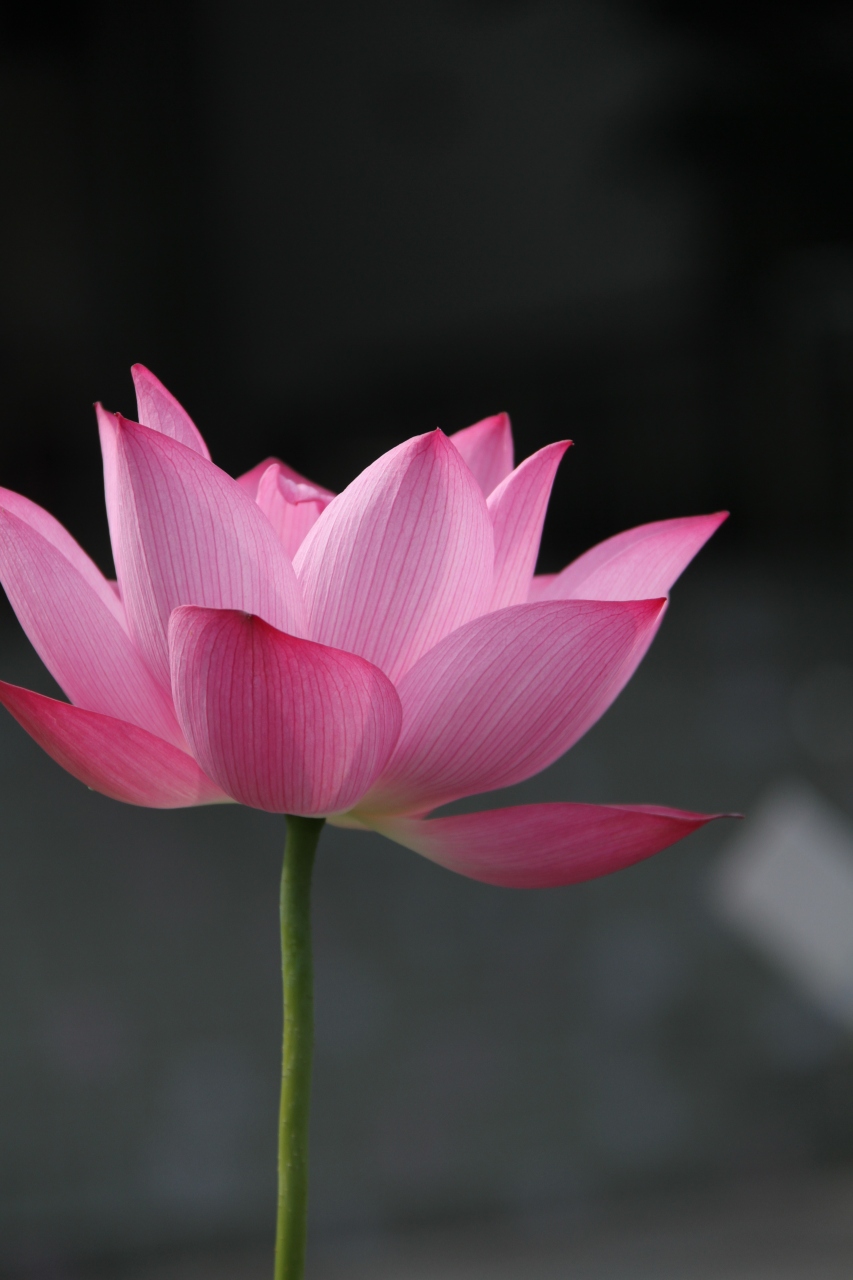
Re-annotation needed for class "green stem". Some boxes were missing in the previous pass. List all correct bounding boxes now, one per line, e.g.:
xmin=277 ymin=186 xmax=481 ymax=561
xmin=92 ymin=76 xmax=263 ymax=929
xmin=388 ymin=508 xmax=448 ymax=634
xmin=274 ymin=815 xmax=324 ymax=1280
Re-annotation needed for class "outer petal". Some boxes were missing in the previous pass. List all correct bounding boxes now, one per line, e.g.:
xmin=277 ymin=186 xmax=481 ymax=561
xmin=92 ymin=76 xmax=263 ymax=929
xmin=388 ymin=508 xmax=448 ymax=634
xmin=131 ymin=364 xmax=211 ymax=460
xmin=368 ymin=803 xmax=730 ymax=888
xmin=486 ymin=441 xmax=570 ymax=610
xmin=236 ymin=457 xmax=333 ymax=501
xmin=0 ymin=504 xmax=183 ymax=744
xmin=542 ymin=513 xmax=728 ymax=602
xmin=101 ymin=412 xmax=305 ymax=688
xmin=0 ymin=681 xmax=226 ymax=808
xmin=0 ymin=485 xmax=124 ymax=627
xmin=358 ymin=598 xmax=666 ymax=817
xmin=169 ymin=607 xmax=402 ymax=815
xmin=256 ymin=464 xmax=334 ymax=558
xmin=294 ymin=431 xmax=494 ymax=682
xmin=448 ymin=412 xmax=514 ymax=497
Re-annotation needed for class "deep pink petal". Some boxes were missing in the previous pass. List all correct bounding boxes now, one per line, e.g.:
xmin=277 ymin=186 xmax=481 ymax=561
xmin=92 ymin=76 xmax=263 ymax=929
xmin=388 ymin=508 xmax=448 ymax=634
xmin=0 ymin=485 xmax=124 ymax=627
xmin=256 ymin=463 xmax=334 ymax=559
xmin=0 ymin=503 xmax=183 ymax=744
xmin=448 ymin=412 xmax=514 ymax=497
xmin=0 ymin=681 xmax=226 ymax=808
xmin=131 ymin=364 xmax=211 ymax=460
xmin=487 ymin=441 xmax=570 ymax=610
xmin=101 ymin=412 xmax=305 ymax=688
xmin=358 ymin=598 xmax=666 ymax=816
xmin=543 ymin=513 xmax=728 ymax=602
xmin=294 ymin=431 xmax=494 ymax=682
xmin=369 ymin=802 xmax=730 ymax=888
xmin=169 ymin=607 xmax=402 ymax=815
xmin=236 ymin=457 xmax=334 ymax=500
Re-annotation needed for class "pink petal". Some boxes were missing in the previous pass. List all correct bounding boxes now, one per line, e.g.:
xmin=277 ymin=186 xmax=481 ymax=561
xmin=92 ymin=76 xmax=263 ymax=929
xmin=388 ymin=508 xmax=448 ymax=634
xmin=448 ymin=412 xmax=514 ymax=497
xmin=0 ymin=485 xmax=125 ymax=627
xmin=486 ymin=441 xmax=570 ymax=610
xmin=0 ymin=502 xmax=183 ymax=744
xmin=131 ymin=364 xmax=212 ymax=460
xmin=101 ymin=412 xmax=305 ymax=689
xmin=97 ymin=401 xmax=125 ymax=586
xmin=256 ymin=463 xmax=334 ymax=559
xmin=542 ymin=513 xmax=728 ymax=602
xmin=527 ymin=574 xmax=557 ymax=602
xmin=236 ymin=457 xmax=334 ymax=500
xmin=169 ymin=607 xmax=402 ymax=815
xmin=358 ymin=598 xmax=666 ymax=816
xmin=294 ymin=431 xmax=494 ymax=682
xmin=369 ymin=802 xmax=730 ymax=888
xmin=0 ymin=681 xmax=227 ymax=808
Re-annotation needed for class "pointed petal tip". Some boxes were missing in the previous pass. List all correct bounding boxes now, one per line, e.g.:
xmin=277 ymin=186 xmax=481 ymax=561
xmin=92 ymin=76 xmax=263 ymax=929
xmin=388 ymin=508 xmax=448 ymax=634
xmin=448 ymin=412 xmax=515 ymax=497
xmin=95 ymin=403 xmax=136 ymax=434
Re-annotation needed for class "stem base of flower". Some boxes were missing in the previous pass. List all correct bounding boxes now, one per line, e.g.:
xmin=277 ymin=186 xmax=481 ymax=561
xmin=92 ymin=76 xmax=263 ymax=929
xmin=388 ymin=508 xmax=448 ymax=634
xmin=275 ymin=815 xmax=324 ymax=1280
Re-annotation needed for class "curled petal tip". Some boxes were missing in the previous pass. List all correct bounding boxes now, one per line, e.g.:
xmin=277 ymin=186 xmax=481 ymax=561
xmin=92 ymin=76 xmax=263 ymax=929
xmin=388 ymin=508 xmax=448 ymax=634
xmin=169 ymin=606 xmax=401 ymax=814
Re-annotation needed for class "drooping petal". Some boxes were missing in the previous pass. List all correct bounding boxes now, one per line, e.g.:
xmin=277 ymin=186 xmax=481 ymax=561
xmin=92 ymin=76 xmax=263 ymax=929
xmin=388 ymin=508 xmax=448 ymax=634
xmin=131 ymin=364 xmax=211 ymax=460
xmin=486 ymin=441 xmax=570 ymax=610
xmin=169 ymin=607 xmax=402 ymax=815
xmin=0 ymin=503 xmax=183 ymax=744
xmin=294 ymin=431 xmax=494 ymax=682
xmin=368 ymin=802 xmax=730 ymax=888
xmin=0 ymin=485 xmax=124 ymax=627
xmin=0 ymin=681 xmax=227 ymax=808
xmin=448 ymin=412 xmax=514 ymax=497
xmin=236 ymin=457 xmax=333 ymax=501
xmin=358 ymin=598 xmax=666 ymax=816
xmin=256 ymin=464 xmax=334 ymax=559
xmin=101 ymin=412 xmax=305 ymax=689
xmin=542 ymin=513 xmax=728 ymax=602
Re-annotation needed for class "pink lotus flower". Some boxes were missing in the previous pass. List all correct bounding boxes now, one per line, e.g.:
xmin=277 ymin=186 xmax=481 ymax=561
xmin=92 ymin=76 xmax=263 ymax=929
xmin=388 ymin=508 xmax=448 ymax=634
xmin=0 ymin=365 xmax=727 ymax=887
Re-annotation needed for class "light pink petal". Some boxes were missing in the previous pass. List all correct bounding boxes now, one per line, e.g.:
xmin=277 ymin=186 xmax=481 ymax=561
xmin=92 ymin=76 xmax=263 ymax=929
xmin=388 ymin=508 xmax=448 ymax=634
xmin=131 ymin=364 xmax=211 ymax=460
xmin=236 ymin=456 xmax=283 ymax=497
xmin=448 ymin=412 xmax=514 ymax=497
xmin=236 ymin=457 xmax=334 ymax=500
xmin=256 ymin=464 xmax=334 ymax=559
xmin=98 ymin=401 xmax=125 ymax=587
xmin=0 ymin=504 xmax=183 ymax=744
xmin=358 ymin=598 xmax=666 ymax=816
xmin=169 ymin=607 xmax=402 ymax=815
xmin=0 ymin=484 xmax=125 ymax=627
xmin=527 ymin=574 xmax=557 ymax=602
xmin=369 ymin=802 xmax=730 ymax=888
xmin=486 ymin=441 xmax=571 ymax=610
xmin=543 ymin=513 xmax=728 ymax=602
xmin=294 ymin=431 xmax=494 ymax=682
xmin=101 ymin=413 xmax=305 ymax=689
xmin=0 ymin=681 xmax=227 ymax=808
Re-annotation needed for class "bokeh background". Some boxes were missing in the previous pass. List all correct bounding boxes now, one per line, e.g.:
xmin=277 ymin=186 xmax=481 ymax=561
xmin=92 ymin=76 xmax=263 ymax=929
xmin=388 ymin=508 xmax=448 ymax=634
xmin=2 ymin=2 xmax=853 ymax=1276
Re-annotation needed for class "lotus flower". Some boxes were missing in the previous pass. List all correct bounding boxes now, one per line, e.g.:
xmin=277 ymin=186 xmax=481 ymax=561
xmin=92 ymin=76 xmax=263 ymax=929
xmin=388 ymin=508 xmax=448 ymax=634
xmin=0 ymin=365 xmax=727 ymax=887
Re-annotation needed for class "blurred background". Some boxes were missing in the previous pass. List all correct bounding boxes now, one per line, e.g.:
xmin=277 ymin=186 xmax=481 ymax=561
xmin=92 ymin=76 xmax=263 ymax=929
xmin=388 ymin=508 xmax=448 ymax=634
xmin=2 ymin=1 xmax=853 ymax=1276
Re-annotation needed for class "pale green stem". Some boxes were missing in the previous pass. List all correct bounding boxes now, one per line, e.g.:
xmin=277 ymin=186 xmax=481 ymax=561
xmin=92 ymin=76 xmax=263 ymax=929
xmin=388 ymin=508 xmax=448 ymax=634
xmin=274 ymin=815 xmax=325 ymax=1280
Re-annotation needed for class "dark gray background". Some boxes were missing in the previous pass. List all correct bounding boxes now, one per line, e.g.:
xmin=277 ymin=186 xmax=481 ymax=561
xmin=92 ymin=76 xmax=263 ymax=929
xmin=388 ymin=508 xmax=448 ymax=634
xmin=1 ymin=0 xmax=853 ymax=1272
